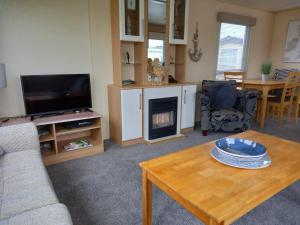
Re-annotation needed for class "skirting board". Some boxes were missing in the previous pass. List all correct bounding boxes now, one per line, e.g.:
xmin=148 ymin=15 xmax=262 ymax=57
xmin=181 ymin=127 xmax=194 ymax=134
xmin=121 ymin=138 xmax=144 ymax=147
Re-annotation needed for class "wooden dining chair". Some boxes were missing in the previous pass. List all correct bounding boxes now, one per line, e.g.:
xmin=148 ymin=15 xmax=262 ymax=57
xmin=292 ymin=72 xmax=300 ymax=124
xmin=267 ymin=72 xmax=299 ymax=127
xmin=295 ymin=91 xmax=300 ymax=124
xmin=224 ymin=72 xmax=245 ymax=89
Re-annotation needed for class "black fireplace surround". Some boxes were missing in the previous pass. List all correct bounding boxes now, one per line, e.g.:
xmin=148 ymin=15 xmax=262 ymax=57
xmin=148 ymin=97 xmax=178 ymax=140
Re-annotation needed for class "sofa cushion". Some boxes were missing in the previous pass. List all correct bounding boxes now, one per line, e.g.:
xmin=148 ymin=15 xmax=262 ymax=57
xmin=207 ymin=84 xmax=238 ymax=109
xmin=0 ymin=123 xmax=40 ymax=154
xmin=0 ymin=203 xmax=72 ymax=225
xmin=0 ymin=150 xmax=58 ymax=219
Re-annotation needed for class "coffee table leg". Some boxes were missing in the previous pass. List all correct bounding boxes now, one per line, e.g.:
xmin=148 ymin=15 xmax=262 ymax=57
xmin=142 ymin=170 xmax=152 ymax=225
xmin=208 ymin=217 xmax=224 ymax=225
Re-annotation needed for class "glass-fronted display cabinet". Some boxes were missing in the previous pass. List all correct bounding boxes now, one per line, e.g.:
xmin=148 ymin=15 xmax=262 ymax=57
xmin=169 ymin=0 xmax=189 ymax=44
xmin=119 ymin=0 xmax=144 ymax=42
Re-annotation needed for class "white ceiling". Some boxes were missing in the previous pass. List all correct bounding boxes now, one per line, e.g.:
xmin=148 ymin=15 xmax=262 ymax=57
xmin=218 ymin=0 xmax=300 ymax=12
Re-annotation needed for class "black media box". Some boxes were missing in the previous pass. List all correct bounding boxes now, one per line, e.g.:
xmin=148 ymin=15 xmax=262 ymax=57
xmin=62 ymin=119 xmax=94 ymax=129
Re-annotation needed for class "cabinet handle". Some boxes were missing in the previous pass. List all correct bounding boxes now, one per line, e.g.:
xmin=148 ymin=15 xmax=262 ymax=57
xmin=142 ymin=19 xmax=144 ymax=36
xmin=184 ymin=90 xmax=187 ymax=104
xmin=139 ymin=93 xmax=142 ymax=110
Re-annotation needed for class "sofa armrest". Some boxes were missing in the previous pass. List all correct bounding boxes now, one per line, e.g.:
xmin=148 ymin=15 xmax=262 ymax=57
xmin=237 ymin=89 xmax=259 ymax=122
xmin=200 ymin=94 xmax=211 ymax=131
xmin=0 ymin=122 xmax=40 ymax=153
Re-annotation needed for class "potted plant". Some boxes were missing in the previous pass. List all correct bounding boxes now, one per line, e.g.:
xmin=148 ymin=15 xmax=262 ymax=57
xmin=261 ymin=62 xmax=272 ymax=81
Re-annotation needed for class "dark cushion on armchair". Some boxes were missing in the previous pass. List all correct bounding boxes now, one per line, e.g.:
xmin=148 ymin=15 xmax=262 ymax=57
xmin=207 ymin=84 xmax=238 ymax=109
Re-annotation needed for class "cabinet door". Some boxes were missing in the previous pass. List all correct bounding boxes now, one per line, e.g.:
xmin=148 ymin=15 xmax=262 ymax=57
xmin=119 ymin=0 xmax=144 ymax=42
xmin=121 ymin=89 xmax=143 ymax=141
xmin=169 ymin=0 xmax=189 ymax=45
xmin=181 ymin=85 xmax=196 ymax=129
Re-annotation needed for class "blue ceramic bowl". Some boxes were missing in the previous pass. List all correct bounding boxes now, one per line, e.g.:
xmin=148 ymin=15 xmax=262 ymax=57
xmin=215 ymin=138 xmax=267 ymax=158
xmin=211 ymin=148 xmax=271 ymax=169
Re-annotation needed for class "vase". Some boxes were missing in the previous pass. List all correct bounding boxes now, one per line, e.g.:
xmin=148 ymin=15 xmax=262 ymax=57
xmin=262 ymin=74 xmax=269 ymax=81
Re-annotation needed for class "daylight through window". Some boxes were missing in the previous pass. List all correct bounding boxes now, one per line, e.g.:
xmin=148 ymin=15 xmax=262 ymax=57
xmin=216 ymin=23 xmax=250 ymax=79
xmin=148 ymin=39 xmax=164 ymax=62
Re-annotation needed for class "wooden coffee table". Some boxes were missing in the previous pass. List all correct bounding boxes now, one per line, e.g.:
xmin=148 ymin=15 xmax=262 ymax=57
xmin=140 ymin=131 xmax=300 ymax=225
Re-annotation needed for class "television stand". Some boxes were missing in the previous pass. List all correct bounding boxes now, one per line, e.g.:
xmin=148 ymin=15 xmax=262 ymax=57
xmin=33 ymin=111 xmax=104 ymax=165
xmin=30 ymin=111 xmax=65 ymax=121
xmin=72 ymin=108 xmax=93 ymax=113
xmin=85 ymin=108 xmax=93 ymax=112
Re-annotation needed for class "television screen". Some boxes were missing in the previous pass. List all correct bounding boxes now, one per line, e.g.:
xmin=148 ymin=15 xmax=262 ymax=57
xmin=21 ymin=74 xmax=92 ymax=115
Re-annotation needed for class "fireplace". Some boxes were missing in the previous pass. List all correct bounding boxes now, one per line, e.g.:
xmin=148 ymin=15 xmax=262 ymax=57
xmin=149 ymin=97 xmax=178 ymax=140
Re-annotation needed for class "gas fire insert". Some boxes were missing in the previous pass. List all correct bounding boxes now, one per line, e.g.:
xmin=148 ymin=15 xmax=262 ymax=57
xmin=148 ymin=97 xmax=178 ymax=140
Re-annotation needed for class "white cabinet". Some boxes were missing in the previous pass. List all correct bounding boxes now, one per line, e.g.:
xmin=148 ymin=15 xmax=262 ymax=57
xmin=181 ymin=85 xmax=196 ymax=129
xmin=119 ymin=0 xmax=144 ymax=42
xmin=169 ymin=0 xmax=189 ymax=44
xmin=121 ymin=89 xmax=143 ymax=141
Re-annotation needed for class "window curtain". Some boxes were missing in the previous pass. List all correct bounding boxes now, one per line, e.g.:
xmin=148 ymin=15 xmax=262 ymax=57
xmin=217 ymin=12 xmax=257 ymax=26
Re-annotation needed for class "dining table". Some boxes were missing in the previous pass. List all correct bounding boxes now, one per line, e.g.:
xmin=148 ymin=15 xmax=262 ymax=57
xmin=243 ymin=79 xmax=285 ymax=128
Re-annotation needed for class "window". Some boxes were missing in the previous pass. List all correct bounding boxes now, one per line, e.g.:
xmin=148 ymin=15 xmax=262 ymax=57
xmin=216 ymin=23 xmax=250 ymax=79
xmin=148 ymin=39 xmax=164 ymax=62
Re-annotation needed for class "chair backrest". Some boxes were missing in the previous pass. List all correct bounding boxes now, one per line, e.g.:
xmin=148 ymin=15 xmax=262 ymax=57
xmin=224 ymin=72 xmax=245 ymax=82
xmin=224 ymin=72 xmax=245 ymax=89
xmin=273 ymin=68 xmax=299 ymax=80
xmin=291 ymin=71 xmax=300 ymax=103
xmin=281 ymin=72 xmax=300 ymax=104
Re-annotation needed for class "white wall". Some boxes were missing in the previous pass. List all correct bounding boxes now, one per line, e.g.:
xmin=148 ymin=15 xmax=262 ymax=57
xmin=270 ymin=8 xmax=300 ymax=70
xmin=186 ymin=0 xmax=274 ymax=82
xmin=0 ymin=0 xmax=286 ymax=140
xmin=0 ymin=0 xmax=113 ymax=138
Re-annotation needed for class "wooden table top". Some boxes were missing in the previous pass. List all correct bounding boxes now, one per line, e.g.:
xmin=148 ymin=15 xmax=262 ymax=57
xmin=244 ymin=79 xmax=285 ymax=85
xmin=140 ymin=131 xmax=300 ymax=225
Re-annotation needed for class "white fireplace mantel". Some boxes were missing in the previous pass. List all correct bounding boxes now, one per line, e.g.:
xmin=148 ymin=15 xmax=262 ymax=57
xmin=143 ymin=86 xmax=182 ymax=141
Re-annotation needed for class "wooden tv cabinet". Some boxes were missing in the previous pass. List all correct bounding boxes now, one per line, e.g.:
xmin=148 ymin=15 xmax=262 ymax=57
xmin=33 ymin=111 xmax=104 ymax=165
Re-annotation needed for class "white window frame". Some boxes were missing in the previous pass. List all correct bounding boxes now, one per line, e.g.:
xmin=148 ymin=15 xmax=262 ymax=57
xmin=215 ymin=22 xmax=250 ymax=78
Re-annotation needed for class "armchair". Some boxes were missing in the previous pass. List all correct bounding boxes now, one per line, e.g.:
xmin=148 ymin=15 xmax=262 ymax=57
xmin=200 ymin=80 xmax=259 ymax=135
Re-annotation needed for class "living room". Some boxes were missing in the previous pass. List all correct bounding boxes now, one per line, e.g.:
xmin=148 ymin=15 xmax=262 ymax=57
xmin=0 ymin=0 xmax=299 ymax=225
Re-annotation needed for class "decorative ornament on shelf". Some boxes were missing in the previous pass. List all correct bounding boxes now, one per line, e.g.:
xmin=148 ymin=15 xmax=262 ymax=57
xmin=147 ymin=58 xmax=166 ymax=85
xmin=126 ymin=51 xmax=130 ymax=64
xmin=188 ymin=23 xmax=203 ymax=62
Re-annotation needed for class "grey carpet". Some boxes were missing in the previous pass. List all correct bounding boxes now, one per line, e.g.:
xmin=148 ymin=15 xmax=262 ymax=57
xmin=47 ymin=119 xmax=300 ymax=225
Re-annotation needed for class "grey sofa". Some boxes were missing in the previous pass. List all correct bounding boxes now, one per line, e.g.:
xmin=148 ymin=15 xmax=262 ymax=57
xmin=0 ymin=123 xmax=72 ymax=225
xmin=200 ymin=80 xmax=259 ymax=135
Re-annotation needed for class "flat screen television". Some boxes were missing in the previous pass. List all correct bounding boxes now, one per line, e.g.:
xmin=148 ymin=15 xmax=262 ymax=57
xmin=21 ymin=74 xmax=92 ymax=116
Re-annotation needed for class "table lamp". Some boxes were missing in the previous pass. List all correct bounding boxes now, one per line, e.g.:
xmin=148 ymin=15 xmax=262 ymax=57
xmin=0 ymin=64 xmax=7 ymax=89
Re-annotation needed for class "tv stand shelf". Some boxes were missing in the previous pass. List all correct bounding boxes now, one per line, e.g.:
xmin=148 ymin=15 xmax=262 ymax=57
xmin=34 ymin=111 xmax=104 ymax=165
xmin=39 ymin=134 xmax=54 ymax=143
